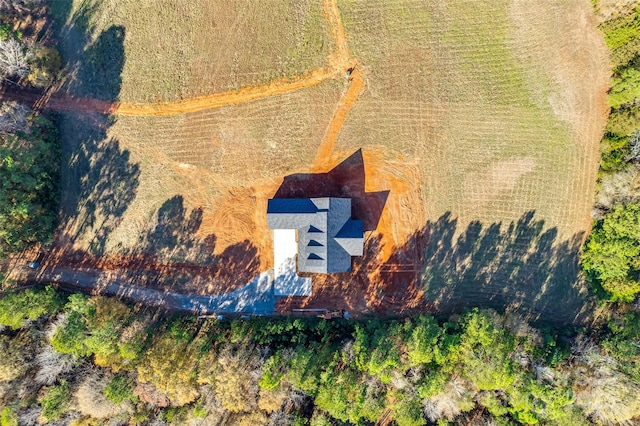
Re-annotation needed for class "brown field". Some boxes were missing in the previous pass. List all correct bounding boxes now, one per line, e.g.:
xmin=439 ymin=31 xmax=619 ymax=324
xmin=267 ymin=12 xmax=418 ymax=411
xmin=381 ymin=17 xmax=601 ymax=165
xmin=46 ymin=0 xmax=610 ymax=324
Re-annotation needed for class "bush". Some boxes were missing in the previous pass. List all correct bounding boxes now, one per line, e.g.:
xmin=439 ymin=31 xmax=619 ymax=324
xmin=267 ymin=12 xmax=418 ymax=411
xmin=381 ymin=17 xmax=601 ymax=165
xmin=0 ymin=406 xmax=17 ymax=426
xmin=39 ymin=380 xmax=71 ymax=421
xmin=104 ymin=375 xmax=137 ymax=404
xmin=608 ymin=66 xmax=640 ymax=109
xmin=0 ymin=285 xmax=63 ymax=329
xmin=582 ymin=202 xmax=640 ymax=301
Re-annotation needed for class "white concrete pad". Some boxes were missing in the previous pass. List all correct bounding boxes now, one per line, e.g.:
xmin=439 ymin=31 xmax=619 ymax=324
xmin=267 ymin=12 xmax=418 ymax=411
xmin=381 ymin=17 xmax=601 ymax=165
xmin=273 ymin=229 xmax=312 ymax=296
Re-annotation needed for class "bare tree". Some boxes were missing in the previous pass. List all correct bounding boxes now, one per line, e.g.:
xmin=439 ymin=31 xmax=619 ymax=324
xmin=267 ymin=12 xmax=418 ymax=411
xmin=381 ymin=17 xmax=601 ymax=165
xmin=571 ymin=342 xmax=640 ymax=425
xmin=0 ymin=101 xmax=29 ymax=134
xmin=34 ymin=344 xmax=76 ymax=386
xmin=75 ymin=370 xmax=133 ymax=419
xmin=626 ymin=130 xmax=640 ymax=163
xmin=0 ymin=37 xmax=29 ymax=79
xmin=0 ymin=0 xmax=44 ymax=14
xmin=423 ymin=377 xmax=476 ymax=423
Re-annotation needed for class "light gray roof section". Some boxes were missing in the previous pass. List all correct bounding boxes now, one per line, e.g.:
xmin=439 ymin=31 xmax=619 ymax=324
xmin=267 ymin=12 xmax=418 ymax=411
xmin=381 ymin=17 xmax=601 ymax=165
xmin=335 ymin=237 xmax=364 ymax=256
xmin=268 ymin=212 xmax=316 ymax=230
xmin=311 ymin=198 xmax=330 ymax=210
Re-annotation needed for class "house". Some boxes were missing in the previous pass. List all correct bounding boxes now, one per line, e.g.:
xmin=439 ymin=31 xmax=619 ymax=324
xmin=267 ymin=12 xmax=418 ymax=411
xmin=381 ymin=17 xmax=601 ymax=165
xmin=267 ymin=197 xmax=364 ymax=274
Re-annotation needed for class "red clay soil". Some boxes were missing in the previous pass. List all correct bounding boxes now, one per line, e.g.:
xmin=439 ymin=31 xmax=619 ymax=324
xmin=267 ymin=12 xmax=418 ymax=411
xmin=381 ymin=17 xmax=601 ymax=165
xmin=273 ymin=149 xmax=429 ymax=316
xmin=37 ymin=239 xmax=261 ymax=296
xmin=275 ymin=228 xmax=430 ymax=316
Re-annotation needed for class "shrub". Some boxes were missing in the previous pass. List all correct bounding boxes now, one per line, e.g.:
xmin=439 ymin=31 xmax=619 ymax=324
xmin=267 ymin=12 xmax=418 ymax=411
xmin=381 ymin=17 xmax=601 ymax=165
xmin=104 ymin=374 xmax=137 ymax=404
xmin=0 ymin=285 xmax=63 ymax=329
xmin=0 ymin=406 xmax=17 ymax=426
xmin=39 ymin=380 xmax=71 ymax=421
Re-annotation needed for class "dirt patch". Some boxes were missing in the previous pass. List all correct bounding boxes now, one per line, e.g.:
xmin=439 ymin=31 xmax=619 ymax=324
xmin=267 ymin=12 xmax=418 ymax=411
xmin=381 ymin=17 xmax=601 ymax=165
xmin=312 ymin=68 xmax=365 ymax=171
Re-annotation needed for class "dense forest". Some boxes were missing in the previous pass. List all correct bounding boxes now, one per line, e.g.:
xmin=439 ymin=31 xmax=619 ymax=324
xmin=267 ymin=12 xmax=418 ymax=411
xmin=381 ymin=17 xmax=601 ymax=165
xmin=1 ymin=1 xmax=640 ymax=425
xmin=0 ymin=288 xmax=639 ymax=425
xmin=584 ymin=4 xmax=640 ymax=302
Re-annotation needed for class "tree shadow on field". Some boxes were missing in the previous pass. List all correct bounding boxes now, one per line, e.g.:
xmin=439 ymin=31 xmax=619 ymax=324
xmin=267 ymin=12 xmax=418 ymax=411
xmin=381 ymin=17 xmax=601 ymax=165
xmin=418 ymin=211 xmax=592 ymax=325
xmin=118 ymin=196 xmax=261 ymax=294
xmin=279 ymin=211 xmax=593 ymax=326
xmin=48 ymin=1 xmax=137 ymax=255
xmin=57 ymin=121 xmax=140 ymax=255
xmin=51 ymin=1 xmax=125 ymax=101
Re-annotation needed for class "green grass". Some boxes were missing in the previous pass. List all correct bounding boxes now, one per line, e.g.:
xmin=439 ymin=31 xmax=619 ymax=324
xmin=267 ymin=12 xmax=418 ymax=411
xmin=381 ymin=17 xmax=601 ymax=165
xmin=50 ymin=0 xmax=332 ymax=102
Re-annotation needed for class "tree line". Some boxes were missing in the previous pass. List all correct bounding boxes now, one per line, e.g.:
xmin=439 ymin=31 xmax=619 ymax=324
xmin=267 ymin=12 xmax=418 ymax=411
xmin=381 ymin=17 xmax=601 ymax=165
xmin=582 ymin=4 xmax=640 ymax=302
xmin=0 ymin=287 xmax=639 ymax=425
xmin=0 ymin=0 xmax=61 ymax=263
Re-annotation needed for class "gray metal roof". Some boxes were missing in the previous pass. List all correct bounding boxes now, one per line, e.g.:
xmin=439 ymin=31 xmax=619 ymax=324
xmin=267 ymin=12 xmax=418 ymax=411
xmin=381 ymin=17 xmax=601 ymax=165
xmin=267 ymin=198 xmax=364 ymax=273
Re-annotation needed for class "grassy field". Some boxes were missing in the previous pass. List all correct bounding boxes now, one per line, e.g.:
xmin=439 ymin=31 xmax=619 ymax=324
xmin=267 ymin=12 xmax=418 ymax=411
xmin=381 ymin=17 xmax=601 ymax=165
xmin=51 ymin=0 xmax=331 ymax=102
xmin=50 ymin=0 xmax=610 ymax=323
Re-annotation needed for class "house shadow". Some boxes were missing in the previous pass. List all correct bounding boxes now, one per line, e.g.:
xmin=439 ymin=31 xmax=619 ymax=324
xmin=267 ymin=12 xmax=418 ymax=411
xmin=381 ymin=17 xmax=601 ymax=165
xmin=273 ymin=149 xmax=389 ymax=232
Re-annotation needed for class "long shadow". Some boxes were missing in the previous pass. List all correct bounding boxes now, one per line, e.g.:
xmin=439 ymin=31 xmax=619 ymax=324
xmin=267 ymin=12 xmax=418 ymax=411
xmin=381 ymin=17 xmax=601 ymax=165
xmin=274 ymin=149 xmax=389 ymax=231
xmin=50 ymin=196 xmax=263 ymax=301
xmin=418 ymin=211 xmax=591 ymax=325
xmin=48 ymin=3 xmax=137 ymax=255
xmin=278 ymin=211 xmax=593 ymax=326
xmin=100 ymin=196 xmax=262 ymax=295
xmin=51 ymin=1 xmax=124 ymax=101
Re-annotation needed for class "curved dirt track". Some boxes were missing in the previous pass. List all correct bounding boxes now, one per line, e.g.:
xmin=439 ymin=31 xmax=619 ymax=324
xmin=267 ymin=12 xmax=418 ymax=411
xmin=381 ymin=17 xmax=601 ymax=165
xmin=312 ymin=67 xmax=365 ymax=171
xmin=114 ymin=66 xmax=336 ymax=117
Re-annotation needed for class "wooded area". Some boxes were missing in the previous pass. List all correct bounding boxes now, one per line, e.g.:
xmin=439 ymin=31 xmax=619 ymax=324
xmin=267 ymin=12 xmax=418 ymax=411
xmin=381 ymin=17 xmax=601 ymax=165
xmin=584 ymin=4 xmax=640 ymax=302
xmin=0 ymin=288 xmax=639 ymax=425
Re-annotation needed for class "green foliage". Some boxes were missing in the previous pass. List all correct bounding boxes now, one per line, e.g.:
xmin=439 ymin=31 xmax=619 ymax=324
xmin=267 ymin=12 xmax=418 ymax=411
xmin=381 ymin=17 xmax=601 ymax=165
xmin=0 ymin=285 xmax=63 ymax=329
xmin=39 ymin=380 xmax=71 ymax=421
xmin=0 ymin=406 xmax=17 ymax=426
xmin=407 ymin=315 xmax=442 ymax=366
xmin=390 ymin=391 xmax=426 ymax=426
xmin=352 ymin=320 xmax=404 ymax=382
xmin=284 ymin=345 xmax=326 ymax=395
xmin=602 ymin=311 xmax=640 ymax=380
xmin=0 ymin=116 xmax=60 ymax=256
xmin=602 ymin=8 xmax=640 ymax=50
xmin=600 ymin=7 xmax=640 ymax=69
xmin=582 ymin=202 xmax=640 ymax=301
xmin=258 ymin=351 xmax=285 ymax=390
xmin=192 ymin=403 xmax=207 ymax=419
xmin=599 ymin=134 xmax=630 ymax=173
xmin=606 ymin=105 xmax=640 ymax=137
xmin=309 ymin=412 xmax=333 ymax=426
xmin=50 ymin=295 xmax=136 ymax=367
xmin=458 ymin=311 xmax=516 ymax=391
xmin=51 ymin=310 xmax=91 ymax=357
xmin=0 ymin=24 xmax=20 ymax=41
xmin=608 ymin=66 xmax=640 ymax=108
xmin=104 ymin=375 xmax=138 ymax=404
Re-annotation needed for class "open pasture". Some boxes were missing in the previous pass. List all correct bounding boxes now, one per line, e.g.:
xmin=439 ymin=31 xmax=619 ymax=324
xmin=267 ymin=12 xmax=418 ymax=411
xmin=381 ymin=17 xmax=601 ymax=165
xmin=50 ymin=0 xmax=610 ymax=323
